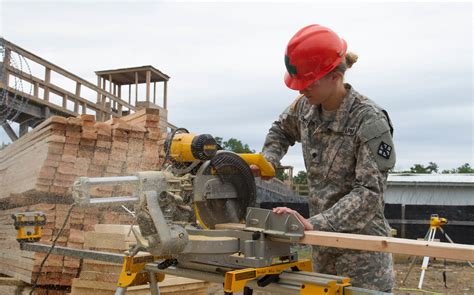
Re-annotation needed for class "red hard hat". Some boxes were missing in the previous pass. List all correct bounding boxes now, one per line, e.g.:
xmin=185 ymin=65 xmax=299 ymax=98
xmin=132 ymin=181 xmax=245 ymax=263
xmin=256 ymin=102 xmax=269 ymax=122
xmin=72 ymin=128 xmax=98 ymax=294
xmin=284 ymin=24 xmax=347 ymax=91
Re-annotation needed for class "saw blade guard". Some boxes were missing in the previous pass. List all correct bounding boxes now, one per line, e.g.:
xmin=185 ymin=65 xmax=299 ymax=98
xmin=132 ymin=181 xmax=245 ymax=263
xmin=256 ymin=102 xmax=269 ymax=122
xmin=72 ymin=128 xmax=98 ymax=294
xmin=193 ymin=150 xmax=257 ymax=229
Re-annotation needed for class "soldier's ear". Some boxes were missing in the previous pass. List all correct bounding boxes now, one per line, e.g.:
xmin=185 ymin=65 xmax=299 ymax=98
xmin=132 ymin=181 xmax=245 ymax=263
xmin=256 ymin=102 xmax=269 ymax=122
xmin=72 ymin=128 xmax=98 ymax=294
xmin=330 ymin=71 xmax=343 ymax=82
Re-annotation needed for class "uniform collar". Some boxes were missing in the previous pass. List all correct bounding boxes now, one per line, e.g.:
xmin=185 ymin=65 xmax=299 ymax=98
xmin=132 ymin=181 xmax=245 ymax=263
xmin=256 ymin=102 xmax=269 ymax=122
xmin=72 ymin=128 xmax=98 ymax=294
xmin=326 ymin=83 xmax=356 ymax=133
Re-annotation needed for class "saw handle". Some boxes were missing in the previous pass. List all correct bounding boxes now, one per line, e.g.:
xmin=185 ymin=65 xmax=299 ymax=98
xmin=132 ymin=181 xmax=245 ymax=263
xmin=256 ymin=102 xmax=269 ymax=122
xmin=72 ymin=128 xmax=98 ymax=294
xmin=238 ymin=154 xmax=275 ymax=178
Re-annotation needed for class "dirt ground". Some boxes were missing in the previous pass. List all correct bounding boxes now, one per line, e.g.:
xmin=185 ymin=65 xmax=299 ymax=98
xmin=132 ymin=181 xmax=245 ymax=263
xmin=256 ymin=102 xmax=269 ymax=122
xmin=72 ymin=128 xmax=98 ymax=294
xmin=393 ymin=258 xmax=473 ymax=295
xmin=206 ymin=258 xmax=473 ymax=295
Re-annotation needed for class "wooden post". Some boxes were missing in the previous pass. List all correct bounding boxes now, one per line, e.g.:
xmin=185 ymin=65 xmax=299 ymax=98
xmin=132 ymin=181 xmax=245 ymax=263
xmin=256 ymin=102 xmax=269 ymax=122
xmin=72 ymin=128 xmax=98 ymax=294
xmin=2 ymin=48 xmax=10 ymax=87
xmin=62 ymin=94 xmax=68 ymax=109
xmin=82 ymin=102 xmax=86 ymax=114
xmin=102 ymin=78 xmax=106 ymax=103
xmin=44 ymin=68 xmax=51 ymax=101
xmin=118 ymin=85 xmax=121 ymax=98
xmin=117 ymin=104 xmax=123 ymax=117
xmin=146 ymin=70 xmax=151 ymax=102
xmin=105 ymin=101 xmax=111 ymax=120
xmin=135 ymin=71 xmax=138 ymax=104
xmin=128 ymin=84 xmax=131 ymax=104
xmin=74 ymin=100 xmax=79 ymax=113
xmin=19 ymin=121 xmax=29 ymax=137
xmin=33 ymin=82 xmax=39 ymax=98
xmin=153 ymin=82 xmax=156 ymax=104
xmin=44 ymin=106 xmax=50 ymax=118
xmin=96 ymin=76 xmax=102 ymax=121
xmin=75 ymin=82 xmax=81 ymax=99
xmin=163 ymin=81 xmax=168 ymax=109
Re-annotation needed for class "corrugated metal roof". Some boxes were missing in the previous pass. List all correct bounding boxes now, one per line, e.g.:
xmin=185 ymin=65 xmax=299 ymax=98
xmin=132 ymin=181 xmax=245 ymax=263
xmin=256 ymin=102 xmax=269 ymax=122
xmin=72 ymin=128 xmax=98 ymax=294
xmin=388 ymin=174 xmax=474 ymax=187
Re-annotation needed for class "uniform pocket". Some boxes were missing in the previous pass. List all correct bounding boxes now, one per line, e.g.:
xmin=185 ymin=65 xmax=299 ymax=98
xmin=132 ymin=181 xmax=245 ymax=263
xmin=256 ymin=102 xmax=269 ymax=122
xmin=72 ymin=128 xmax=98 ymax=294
xmin=324 ymin=134 xmax=356 ymax=181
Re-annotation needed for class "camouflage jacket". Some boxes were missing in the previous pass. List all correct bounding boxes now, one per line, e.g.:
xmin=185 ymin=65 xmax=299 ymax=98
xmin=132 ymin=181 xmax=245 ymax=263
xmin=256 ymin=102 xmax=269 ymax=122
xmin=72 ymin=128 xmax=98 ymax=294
xmin=262 ymin=84 xmax=395 ymax=236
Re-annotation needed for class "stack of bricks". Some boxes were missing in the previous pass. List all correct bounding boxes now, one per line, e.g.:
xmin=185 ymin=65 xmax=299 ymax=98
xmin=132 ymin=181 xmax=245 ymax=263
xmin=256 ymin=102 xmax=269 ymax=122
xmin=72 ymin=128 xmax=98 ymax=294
xmin=0 ymin=108 xmax=166 ymax=204
xmin=0 ymin=108 xmax=167 ymax=293
xmin=70 ymin=225 xmax=210 ymax=295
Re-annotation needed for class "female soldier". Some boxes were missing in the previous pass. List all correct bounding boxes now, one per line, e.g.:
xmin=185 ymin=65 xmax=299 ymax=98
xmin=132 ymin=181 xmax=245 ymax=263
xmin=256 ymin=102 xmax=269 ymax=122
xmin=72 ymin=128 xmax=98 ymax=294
xmin=261 ymin=24 xmax=396 ymax=292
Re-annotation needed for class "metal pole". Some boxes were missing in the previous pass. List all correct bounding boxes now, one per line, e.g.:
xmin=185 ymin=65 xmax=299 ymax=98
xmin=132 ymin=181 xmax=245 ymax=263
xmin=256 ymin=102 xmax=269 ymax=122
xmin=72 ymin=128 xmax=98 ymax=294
xmin=418 ymin=227 xmax=436 ymax=289
xmin=148 ymin=271 xmax=160 ymax=295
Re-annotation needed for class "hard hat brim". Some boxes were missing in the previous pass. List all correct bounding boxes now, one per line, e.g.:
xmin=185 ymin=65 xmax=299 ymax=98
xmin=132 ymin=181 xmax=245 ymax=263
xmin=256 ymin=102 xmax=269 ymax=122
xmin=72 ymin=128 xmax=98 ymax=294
xmin=284 ymin=72 xmax=315 ymax=91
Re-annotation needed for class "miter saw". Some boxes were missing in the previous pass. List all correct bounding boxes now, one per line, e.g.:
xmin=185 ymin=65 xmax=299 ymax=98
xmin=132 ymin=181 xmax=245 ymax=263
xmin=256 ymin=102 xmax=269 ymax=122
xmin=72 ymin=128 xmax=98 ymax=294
xmin=14 ymin=129 xmax=389 ymax=295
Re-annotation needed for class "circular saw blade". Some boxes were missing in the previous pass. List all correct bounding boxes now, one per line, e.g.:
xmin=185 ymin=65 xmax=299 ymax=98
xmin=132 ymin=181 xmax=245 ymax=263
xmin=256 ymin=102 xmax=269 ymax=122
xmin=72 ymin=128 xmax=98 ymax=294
xmin=194 ymin=151 xmax=256 ymax=229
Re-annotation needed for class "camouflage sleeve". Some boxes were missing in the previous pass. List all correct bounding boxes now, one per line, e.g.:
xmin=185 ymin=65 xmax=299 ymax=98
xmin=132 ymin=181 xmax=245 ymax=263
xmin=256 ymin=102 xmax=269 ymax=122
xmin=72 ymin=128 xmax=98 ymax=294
xmin=308 ymin=115 xmax=396 ymax=232
xmin=261 ymin=96 xmax=303 ymax=169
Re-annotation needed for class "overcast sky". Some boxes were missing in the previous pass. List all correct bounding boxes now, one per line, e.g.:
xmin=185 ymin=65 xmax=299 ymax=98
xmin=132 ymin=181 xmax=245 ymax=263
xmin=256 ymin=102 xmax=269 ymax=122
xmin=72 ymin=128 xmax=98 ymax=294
xmin=0 ymin=1 xmax=472 ymax=172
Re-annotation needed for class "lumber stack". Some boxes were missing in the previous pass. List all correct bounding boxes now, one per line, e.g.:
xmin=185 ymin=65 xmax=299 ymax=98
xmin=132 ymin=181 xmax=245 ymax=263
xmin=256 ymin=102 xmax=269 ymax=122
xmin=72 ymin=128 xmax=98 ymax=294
xmin=0 ymin=108 xmax=166 ymax=206
xmin=0 ymin=108 xmax=167 ymax=292
xmin=71 ymin=224 xmax=210 ymax=295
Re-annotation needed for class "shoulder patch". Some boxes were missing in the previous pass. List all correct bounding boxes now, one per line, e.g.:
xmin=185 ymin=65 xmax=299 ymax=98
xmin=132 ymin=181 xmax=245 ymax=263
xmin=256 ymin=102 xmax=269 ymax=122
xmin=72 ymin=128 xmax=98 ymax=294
xmin=359 ymin=118 xmax=391 ymax=143
xmin=290 ymin=94 xmax=305 ymax=112
xmin=359 ymin=117 xmax=396 ymax=171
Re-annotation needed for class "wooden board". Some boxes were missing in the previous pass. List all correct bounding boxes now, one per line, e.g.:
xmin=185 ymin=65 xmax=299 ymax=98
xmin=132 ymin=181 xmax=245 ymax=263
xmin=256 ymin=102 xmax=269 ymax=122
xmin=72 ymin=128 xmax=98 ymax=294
xmin=215 ymin=223 xmax=474 ymax=261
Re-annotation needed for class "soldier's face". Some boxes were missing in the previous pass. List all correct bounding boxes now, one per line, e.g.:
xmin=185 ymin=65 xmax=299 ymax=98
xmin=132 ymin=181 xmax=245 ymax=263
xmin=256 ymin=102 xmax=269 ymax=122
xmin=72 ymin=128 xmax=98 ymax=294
xmin=299 ymin=75 xmax=335 ymax=105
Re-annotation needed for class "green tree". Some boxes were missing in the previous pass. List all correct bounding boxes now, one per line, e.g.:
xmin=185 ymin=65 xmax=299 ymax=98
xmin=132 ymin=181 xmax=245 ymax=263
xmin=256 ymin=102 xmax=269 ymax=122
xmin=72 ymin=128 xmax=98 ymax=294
xmin=293 ymin=170 xmax=308 ymax=184
xmin=442 ymin=163 xmax=474 ymax=174
xmin=409 ymin=162 xmax=439 ymax=174
xmin=215 ymin=137 xmax=255 ymax=153
xmin=275 ymin=169 xmax=288 ymax=182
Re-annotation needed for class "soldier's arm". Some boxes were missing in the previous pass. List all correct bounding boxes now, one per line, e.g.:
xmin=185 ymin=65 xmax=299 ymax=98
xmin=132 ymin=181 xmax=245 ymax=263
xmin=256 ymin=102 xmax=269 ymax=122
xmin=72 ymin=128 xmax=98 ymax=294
xmin=262 ymin=96 xmax=303 ymax=169
xmin=308 ymin=115 xmax=396 ymax=233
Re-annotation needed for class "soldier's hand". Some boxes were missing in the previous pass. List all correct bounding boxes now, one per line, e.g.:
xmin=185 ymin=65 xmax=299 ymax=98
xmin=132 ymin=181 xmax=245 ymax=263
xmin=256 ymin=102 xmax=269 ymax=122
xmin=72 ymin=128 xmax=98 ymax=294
xmin=272 ymin=207 xmax=314 ymax=230
xmin=250 ymin=164 xmax=273 ymax=181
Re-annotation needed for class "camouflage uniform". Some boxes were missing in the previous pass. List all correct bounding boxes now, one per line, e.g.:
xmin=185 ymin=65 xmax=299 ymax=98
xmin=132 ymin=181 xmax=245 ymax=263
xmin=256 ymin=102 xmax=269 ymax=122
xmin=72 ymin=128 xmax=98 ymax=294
xmin=262 ymin=84 xmax=395 ymax=292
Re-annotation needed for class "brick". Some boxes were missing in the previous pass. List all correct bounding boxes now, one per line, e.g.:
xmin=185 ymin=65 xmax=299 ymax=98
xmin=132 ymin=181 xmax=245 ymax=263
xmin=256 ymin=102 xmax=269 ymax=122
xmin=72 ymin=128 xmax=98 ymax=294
xmin=65 ymin=135 xmax=81 ymax=144
xmin=68 ymin=229 xmax=85 ymax=244
xmin=61 ymin=154 xmax=76 ymax=163
xmin=111 ymin=140 xmax=128 ymax=150
xmin=79 ymin=139 xmax=95 ymax=147
xmin=79 ymin=114 xmax=95 ymax=122
xmin=46 ymin=153 xmax=62 ymax=161
xmin=39 ymin=166 xmax=56 ymax=179
xmin=113 ymin=121 xmax=132 ymax=131
xmin=146 ymin=130 xmax=161 ymax=140
xmin=55 ymin=173 xmax=78 ymax=182
xmin=44 ymin=159 xmax=60 ymax=167
xmin=48 ymin=142 xmax=64 ymax=154
xmin=67 ymin=117 xmax=82 ymax=126
xmin=108 ymin=159 xmax=124 ymax=168
xmin=74 ymin=158 xmax=90 ymax=173
xmin=109 ymin=150 xmax=127 ymax=162
xmin=144 ymin=121 xmax=159 ymax=128
xmin=106 ymin=165 xmax=122 ymax=174
xmin=112 ymin=129 xmax=128 ymax=138
xmin=96 ymin=140 xmax=112 ymax=149
xmin=66 ymin=129 xmax=81 ymax=138
xmin=57 ymin=162 xmax=76 ymax=175
xmin=78 ymin=146 xmax=94 ymax=159
xmin=129 ymin=130 xmax=145 ymax=139
xmin=63 ymin=144 xmax=78 ymax=157
xmin=35 ymin=184 xmax=50 ymax=192
xmin=46 ymin=134 xmax=66 ymax=143
xmin=37 ymin=178 xmax=53 ymax=186
xmin=49 ymin=186 xmax=68 ymax=195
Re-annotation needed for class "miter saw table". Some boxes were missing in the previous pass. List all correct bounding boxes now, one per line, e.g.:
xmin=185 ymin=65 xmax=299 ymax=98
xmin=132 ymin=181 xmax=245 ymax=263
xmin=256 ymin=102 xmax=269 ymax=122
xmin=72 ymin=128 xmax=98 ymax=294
xmin=16 ymin=208 xmax=384 ymax=295
xmin=13 ymin=131 xmax=389 ymax=295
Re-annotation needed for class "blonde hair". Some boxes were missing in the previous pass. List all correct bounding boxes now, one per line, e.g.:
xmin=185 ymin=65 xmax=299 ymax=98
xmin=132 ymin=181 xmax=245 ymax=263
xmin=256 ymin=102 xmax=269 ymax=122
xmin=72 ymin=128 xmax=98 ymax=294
xmin=331 ymin=51 xmax=358 ymax=74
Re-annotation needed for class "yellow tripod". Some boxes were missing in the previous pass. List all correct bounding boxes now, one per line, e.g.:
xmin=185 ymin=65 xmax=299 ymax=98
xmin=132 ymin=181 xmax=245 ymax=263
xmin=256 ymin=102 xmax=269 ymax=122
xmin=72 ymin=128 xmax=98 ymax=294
xmin=402 ymin=214 xmax=473 ymax=290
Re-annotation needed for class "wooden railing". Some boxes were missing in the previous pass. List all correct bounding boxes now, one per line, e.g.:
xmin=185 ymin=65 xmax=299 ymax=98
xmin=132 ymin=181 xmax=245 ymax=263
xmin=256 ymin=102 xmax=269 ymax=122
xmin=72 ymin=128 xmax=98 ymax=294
xmin=1 ymin=38 xmax=136 ymax=121
xmin=293 ymin=184 xmax=309 ymax=196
